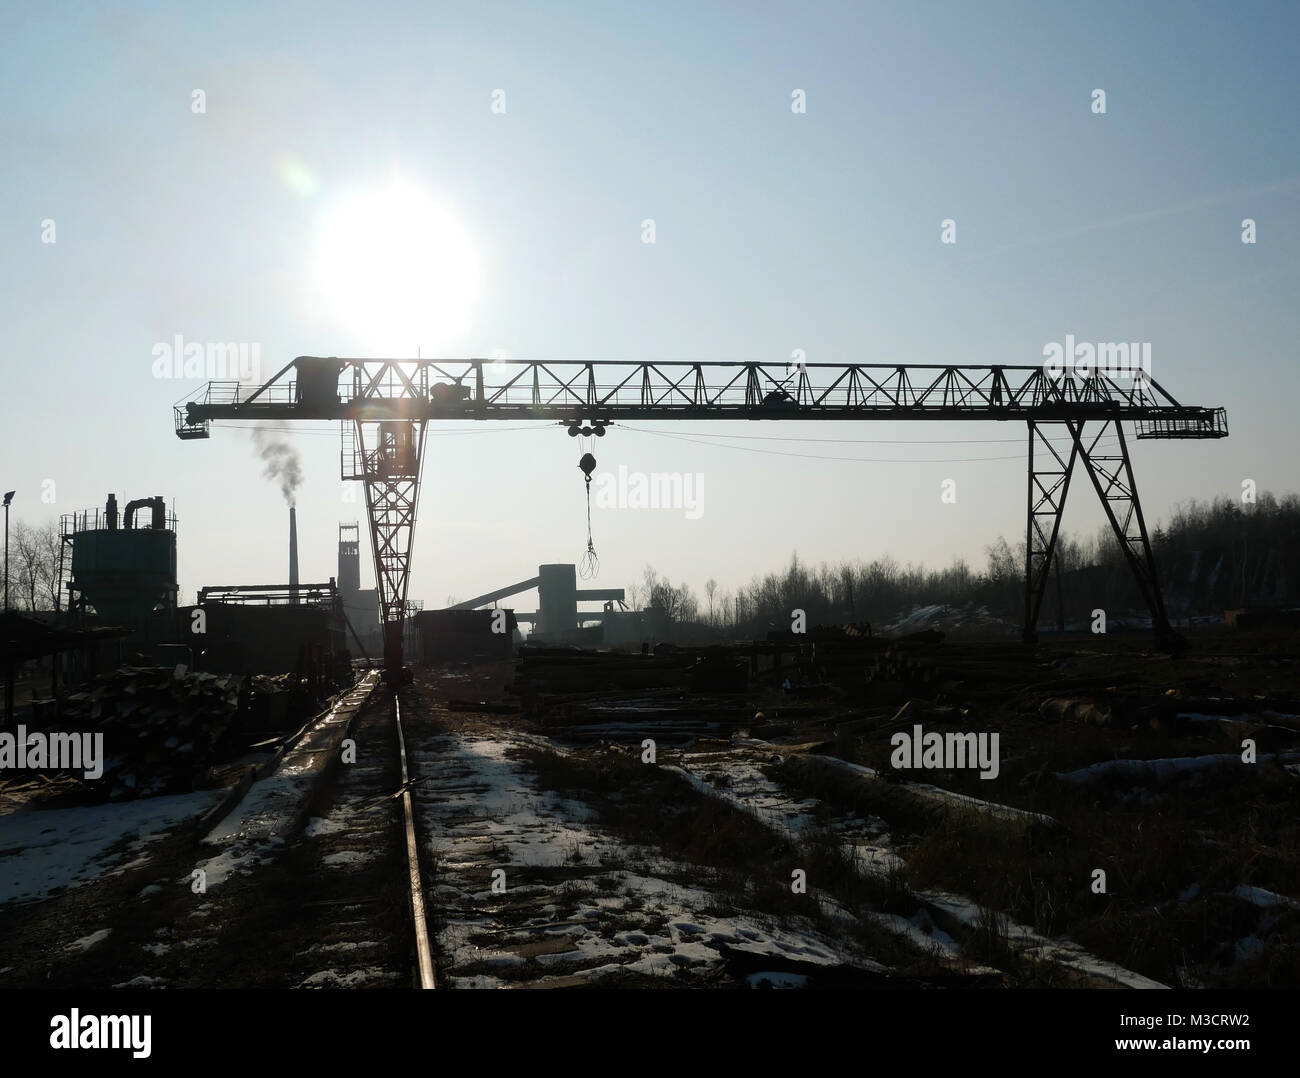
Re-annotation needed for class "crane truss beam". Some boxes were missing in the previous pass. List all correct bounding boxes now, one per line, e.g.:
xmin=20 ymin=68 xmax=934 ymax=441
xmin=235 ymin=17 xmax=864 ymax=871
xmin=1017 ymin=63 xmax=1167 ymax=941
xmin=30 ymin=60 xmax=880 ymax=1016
xmin=175 ymin=358 xmax=1228 ymax=435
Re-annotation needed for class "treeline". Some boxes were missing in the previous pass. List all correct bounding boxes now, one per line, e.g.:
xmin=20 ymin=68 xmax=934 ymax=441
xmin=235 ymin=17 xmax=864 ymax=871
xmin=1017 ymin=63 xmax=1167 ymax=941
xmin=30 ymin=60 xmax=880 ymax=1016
xmin=3 ymin=520 xmax=61 ymax=613
xmin=635 ymin=492 xmax=1300 ymax=634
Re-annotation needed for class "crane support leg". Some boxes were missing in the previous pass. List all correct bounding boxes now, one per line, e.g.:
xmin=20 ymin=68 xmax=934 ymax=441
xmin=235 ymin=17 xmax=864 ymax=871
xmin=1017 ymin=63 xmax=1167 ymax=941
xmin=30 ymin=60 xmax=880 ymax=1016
xmin=1022 ymin=421 xmax=1078 ymax=644
xmin=347 ymin=418 xmax=426 ymax=686
xmin=1064 ymin=417 xmax=1181 ymax=650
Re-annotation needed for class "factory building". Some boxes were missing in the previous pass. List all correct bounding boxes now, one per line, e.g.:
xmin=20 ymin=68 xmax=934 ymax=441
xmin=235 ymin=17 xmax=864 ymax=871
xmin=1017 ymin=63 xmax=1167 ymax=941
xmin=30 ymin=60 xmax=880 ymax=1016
xmin=448 ymin=563 xmax=631 ymax=647
xmin=181 ymin=507 xmax=349 ymax=682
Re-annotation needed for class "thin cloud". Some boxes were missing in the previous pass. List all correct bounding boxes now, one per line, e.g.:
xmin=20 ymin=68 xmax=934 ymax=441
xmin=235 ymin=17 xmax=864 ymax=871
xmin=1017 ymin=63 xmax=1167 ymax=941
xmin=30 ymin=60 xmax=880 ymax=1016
xmin=956 ymin=176 xmax=1300 ymax=263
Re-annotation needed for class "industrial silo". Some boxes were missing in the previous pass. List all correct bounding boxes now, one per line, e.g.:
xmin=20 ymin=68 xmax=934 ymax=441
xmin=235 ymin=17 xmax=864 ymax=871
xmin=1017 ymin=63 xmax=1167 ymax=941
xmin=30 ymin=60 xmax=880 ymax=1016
xmin=66 ymin=493 xmax=178 ymax=628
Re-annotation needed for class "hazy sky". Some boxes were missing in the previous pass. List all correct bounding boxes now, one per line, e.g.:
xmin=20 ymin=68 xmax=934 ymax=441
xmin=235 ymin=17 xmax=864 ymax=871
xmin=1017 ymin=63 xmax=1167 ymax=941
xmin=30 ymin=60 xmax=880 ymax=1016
xmin=3 ymin=1 xmax=1298 ymax=614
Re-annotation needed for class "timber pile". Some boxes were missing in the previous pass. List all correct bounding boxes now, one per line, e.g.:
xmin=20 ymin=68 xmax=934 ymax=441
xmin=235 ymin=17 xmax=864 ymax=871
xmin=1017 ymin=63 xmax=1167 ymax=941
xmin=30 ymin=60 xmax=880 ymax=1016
xmin=245 ymin=671 xmax=302 ymax=730
xmin=863 ymin=638 xmax=1039 ymax=698
xmin=45 ymin=664 xmax=243 ymax=801
xmin=512 ymin=646 xmax=752 ymax=731
xmin=766 ymin=623 xmax=887 ymax=651
xmin=513 ymin=645 xmax=757 ymax=697
xmin=249 ymin=672 xmax=297 ymax=693
xmin=512 ymin=647 xmax=695 ymax=698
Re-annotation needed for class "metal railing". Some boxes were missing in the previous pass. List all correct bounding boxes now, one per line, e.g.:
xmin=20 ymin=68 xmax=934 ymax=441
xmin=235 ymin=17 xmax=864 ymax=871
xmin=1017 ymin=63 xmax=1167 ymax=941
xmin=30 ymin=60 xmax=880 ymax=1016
xmin=1135 ymin=407 xmax=1228 ymax=439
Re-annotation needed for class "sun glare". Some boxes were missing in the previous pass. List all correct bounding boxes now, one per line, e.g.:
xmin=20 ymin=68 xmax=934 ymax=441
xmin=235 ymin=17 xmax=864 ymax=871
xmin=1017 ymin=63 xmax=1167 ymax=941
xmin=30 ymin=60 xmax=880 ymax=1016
xmin=307 ymin=177 xmax=482 ymax=354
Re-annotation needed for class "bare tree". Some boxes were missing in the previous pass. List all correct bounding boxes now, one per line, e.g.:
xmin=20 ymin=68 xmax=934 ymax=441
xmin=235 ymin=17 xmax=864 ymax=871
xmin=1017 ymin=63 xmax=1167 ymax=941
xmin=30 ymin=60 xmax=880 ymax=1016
xmin=11 ymin=520 xmax=59 ymax=612
xmin=642 ymin=564 xmax=661 ymax=600
xmin=675 ymin=581 xmax=699 ymax=623
xmin=640 ymin=565 xmax=699 ymax=624
xmin=39 ymin=523 xmax=61 ymax=610
xmin=12 ymin=521 xmax=40 ymax=610
xmin=704 ymin=578 xmax=718 ymax=624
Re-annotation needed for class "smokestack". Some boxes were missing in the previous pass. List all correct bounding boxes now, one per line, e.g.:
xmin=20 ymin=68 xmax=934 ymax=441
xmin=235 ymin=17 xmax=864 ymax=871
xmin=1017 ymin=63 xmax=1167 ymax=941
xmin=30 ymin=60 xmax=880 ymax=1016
xmin=289 ymin=506 xmax=300 ymax=603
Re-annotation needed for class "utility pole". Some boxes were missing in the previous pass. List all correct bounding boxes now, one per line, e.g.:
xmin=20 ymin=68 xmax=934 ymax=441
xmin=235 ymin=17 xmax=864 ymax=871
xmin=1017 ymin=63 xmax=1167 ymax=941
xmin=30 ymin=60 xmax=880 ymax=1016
xmin=3 ymin=490 xmax=13 ymax=725
xmin=3 ymin=490 xmax=12 ymax=612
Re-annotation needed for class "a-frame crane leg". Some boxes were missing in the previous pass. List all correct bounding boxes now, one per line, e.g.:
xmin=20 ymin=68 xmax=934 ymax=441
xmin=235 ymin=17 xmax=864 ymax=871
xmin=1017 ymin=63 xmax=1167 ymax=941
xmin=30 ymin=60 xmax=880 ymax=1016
xmin=1063 ymin=417 xmax=1180 ymax=649
xmin=1022 ymin=420 xmax=1078 ymax=645
xmin=347 ymin=417 xmax=427 ymax=686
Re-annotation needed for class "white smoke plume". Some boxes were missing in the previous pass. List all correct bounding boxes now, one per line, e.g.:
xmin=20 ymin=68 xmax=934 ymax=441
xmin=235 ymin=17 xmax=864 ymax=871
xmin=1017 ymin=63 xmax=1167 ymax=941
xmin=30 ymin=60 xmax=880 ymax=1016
xmin=251 ymin=427 xmax=303 ymax=506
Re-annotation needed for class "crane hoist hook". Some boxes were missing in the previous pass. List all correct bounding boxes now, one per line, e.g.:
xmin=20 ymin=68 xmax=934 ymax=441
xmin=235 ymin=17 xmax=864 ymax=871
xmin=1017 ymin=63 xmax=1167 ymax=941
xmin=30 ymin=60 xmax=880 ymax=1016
xmin=578 ymin=451 xmax=599 ymax=579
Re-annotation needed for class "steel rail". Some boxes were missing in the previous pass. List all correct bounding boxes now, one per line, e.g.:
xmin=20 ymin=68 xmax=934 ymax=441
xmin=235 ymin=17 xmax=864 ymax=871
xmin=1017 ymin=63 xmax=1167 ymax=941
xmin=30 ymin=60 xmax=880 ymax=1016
xmin=395 ymin=695 xmax=436 ymax=989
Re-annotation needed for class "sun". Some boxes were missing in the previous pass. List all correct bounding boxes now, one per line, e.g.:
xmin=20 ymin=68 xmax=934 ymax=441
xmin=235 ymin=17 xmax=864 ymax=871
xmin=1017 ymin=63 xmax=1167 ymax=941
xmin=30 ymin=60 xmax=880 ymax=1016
xmin=307 ymin=176 xmax=482 ymax=354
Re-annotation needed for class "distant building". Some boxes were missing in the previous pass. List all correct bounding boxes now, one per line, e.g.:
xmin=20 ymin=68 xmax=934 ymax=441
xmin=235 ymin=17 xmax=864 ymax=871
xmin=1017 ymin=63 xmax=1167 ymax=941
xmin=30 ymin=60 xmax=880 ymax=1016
xmin=338 ymin=522 xmax=381 ymax=652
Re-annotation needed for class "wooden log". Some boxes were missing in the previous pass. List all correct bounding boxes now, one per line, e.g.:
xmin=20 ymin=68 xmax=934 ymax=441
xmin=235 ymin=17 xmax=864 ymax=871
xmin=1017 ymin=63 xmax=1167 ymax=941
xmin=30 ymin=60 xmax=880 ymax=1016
xmin=784 ymin=751 xmax=1060 ymax=833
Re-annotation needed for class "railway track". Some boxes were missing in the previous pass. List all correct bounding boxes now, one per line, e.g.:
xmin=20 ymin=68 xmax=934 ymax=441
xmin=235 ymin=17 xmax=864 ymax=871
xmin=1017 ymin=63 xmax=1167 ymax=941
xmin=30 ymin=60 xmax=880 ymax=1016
xmin=395 ymin=695 xmax=436 ymax=989
xmin=7 ymin=679 xmax=440 ymax=989
xmin=259 ymin=687 xmax=435 ymax=988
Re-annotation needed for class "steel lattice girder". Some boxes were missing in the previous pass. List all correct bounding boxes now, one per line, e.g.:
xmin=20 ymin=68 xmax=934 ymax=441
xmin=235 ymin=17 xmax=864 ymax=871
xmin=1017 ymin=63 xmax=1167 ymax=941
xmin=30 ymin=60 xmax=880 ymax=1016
xmin=176 ymin=358 xmax=1229 ymax=432
xmin=1023 ymin=421 xmax=1079 ymax=641
xmin=353 ymin=419 xmax=426 ymax=675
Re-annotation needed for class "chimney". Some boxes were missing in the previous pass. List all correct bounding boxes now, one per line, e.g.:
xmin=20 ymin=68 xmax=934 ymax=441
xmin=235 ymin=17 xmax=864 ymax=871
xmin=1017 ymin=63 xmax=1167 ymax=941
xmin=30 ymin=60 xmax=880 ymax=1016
xmin=289 ymin=506 xmax=300 ymax=603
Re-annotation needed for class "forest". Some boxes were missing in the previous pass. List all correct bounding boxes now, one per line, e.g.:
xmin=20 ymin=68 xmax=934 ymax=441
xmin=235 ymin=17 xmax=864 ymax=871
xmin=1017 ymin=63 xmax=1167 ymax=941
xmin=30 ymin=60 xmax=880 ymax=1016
xmin=630 ymin=492 xmax=1300 ymax=635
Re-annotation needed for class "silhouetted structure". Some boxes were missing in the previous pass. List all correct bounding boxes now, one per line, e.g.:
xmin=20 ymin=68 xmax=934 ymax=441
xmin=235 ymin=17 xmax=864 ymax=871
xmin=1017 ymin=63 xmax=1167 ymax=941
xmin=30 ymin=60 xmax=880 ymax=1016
xmin=176 ymin=357 xmax=1228 ymax=665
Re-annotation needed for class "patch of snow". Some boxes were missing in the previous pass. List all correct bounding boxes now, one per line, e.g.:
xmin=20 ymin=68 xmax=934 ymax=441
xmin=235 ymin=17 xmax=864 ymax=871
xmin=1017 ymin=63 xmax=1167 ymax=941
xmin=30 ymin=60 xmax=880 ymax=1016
xmin=67 ymin=928 xmax=112 ymax=952
xmin=1056 ymin=753 xmax=1300 ymax=785
xmin=304 ymin=816 xmax=349 ymax=837
xmin=303 ymin=940 xmax=383 ymax=954
xmin=192 ymin=847 xmax=264 ymax=890
xmin=415 ymin=732 xmax=885 ymax=986
xmin=297 ymin=968 xmax=403 ymax=988
xmin=322 ymin=850 xmax=374 ymax=866
xmin=0 ymin=790 xmax=223 ymax=905
xmin=1231 ymin=885 xmax=1300 ymax=912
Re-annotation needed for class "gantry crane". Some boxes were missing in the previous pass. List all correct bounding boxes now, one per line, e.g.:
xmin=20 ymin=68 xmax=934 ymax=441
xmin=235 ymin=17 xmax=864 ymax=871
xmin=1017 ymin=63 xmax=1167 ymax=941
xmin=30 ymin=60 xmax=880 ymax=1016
xmin=175 ymin=357 xmax=1228 ymax=683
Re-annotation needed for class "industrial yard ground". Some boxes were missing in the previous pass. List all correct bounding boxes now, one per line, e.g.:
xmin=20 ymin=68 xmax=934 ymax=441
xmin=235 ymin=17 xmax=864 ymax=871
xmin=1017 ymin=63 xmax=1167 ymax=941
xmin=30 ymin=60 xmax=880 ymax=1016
xmin=3 ymin=623 xmax=1297 ymax=990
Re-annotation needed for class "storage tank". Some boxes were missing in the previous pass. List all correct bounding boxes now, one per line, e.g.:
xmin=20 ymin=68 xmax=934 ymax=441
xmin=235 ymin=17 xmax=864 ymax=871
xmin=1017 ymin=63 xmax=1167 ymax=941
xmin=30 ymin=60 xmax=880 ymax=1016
xmin=537 ymin=563 xmax=578 ymax=637
xmin=68 ymin=493 xmax=178 ymax=627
